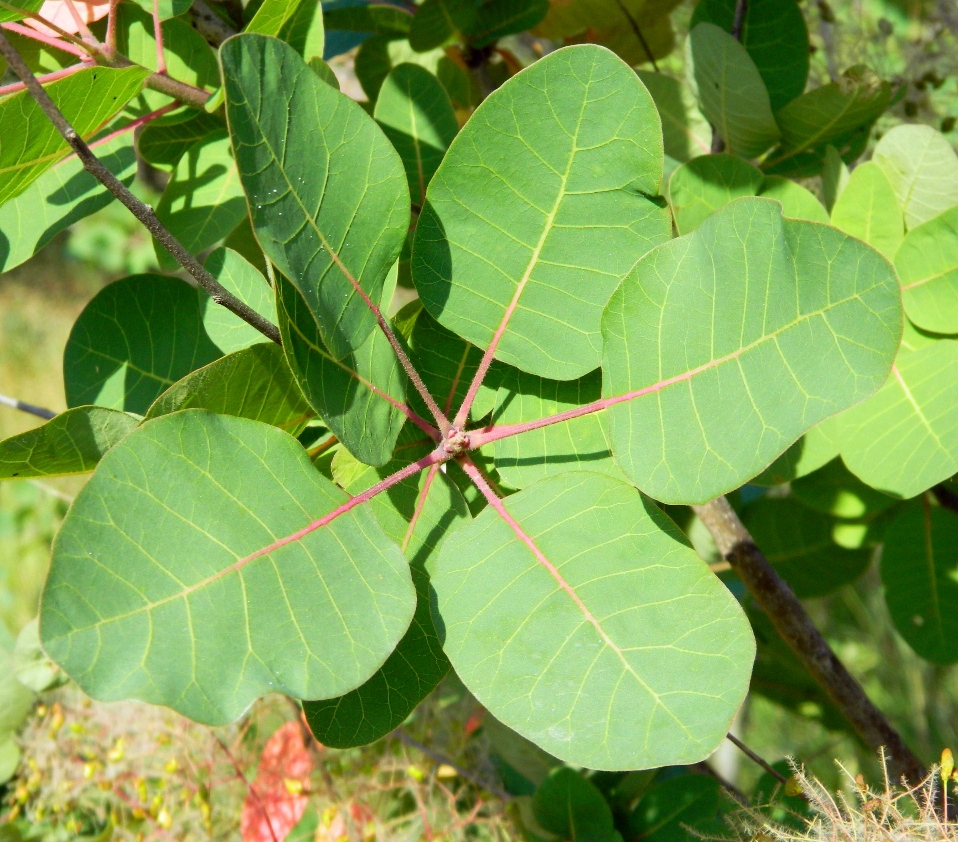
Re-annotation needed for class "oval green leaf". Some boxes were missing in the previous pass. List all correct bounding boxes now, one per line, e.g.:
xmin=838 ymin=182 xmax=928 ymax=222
xmin=896 ymin=204 xmax=958 ymax=334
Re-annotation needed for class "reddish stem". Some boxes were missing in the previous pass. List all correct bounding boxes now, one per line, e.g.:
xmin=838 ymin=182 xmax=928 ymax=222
xmin=152 ymin=0 xmax=166 ymax=74
xmin=85 ymin=101 xmax=179 ymax=149
xmin=0 ymin=61 xmax=86 ymax=96
xmin=1 ymin=21 xmax=90 ymax=57
xmin=105 ymin=0 xmax=119 ymax=52
xmin=62 ymin=0 xmax=98 ymax=45
xmin=401 ymin=463 xmax=440 ymax=552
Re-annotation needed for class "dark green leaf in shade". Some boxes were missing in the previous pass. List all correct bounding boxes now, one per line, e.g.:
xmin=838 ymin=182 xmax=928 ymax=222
xmin=629 ymin=775 xmax=726 ymax=842
xmin=882 ymin=501 xmax=958 ymax=664
xmin=0 ymin=408 xmax=137 ymax=480
xmin=154 ymin=129 xmax=247 ymax=270
xmin=431 ymin=472 xmax=755 ymax=770
xmin=374 ymin=64 xmax=459 ymax=207
xmin=414 ymin=45 xmax=669 ymax=381
xmin=492 ymin=368 xmax=625 ymax=488
xmin=276 ymin=274 xmax=406 ymax=467
xmin=742 ymin=497 xmax=870 ymax=598
xmin=0 ymin=67 xmax=149 ymax=207
xmin=821 ymin=144 xmax=850 ymax=212
xmin=533 ymin=768 xmax=619 ymax=842
xmin=0 ymin=130 xmax=136 ymax=273
xmin=41 ymin=411 xmax=416 ymax=724
xmin=829 ymin=161 xmax=903 ymax=260
xmin=468 ymin=0 xmax=549 ymax=47
xmin=144 ymin=344 xmax=313 ymax=435
xmin=763 ymin=66 xmax=890 ymax=177
xmin=323 ymin=4 xmax=413 ymax=36
xmin=63 ymin=274 xmax=223 ymax=415
xmin=409 ymin=0 xmax=477 ymax=51
xmin=635 ymin=70 xmax=710 ymax=170
xmin=201 ymin=247 xmax=277 ymax=354
xmin=309 ymin=57 xmax=340 ymax=89
xmin=790 ymin=458 xmax=898 ymax=519
xmin=691 ymin=0 xmax=809 ymax=111
xmin=304 ymin=431 xmax=468 ymax=747
xmin=896 ymin=205 xmax=958 ymax=334
xmin=602 ymin=198 xmax=902 ymax=505
xmin=137 ymin=112 xmax=224 ymax=171
xmin=221 ymin=34 xmax=409 ymax=360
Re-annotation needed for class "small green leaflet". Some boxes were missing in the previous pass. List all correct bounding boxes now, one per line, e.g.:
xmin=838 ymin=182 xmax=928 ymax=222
xmin=137 ymin=112 xmax=224 ymax=171
xmin=635 ymin=70 xmax=710 ymax=169
xmin=414 ymin=44 xmax=670 ymax=381
xmin=896 ymin=205 xmax=958 ymax=334
xmin=0 ymin=408 xmax=137 ymax=480
xmin=602 ymin=198 xmax=902 ymax=505
xmin=201 ymin=247 xmax=278 ymax=354
xmin=41 ymin=411 xmax=416 ymax=724
xmin=882 ymin=501 xmax=958 ymax=664
xmin=533 ymin=768 xmax=619 ymax=842
xmin=0 ymin=66 xmax=148 ymax=207
xmin=409 ymin=0 xmax=477 ymax=52
xmin=63 ymin=274 xmax=223 ymax=415
xmin=222 ymin=34 xmax=408 ymax=361
xmin=829 ymin=161 xmax=903 ymax=260
xmin=432 ymin=472 xmax=754 ymax=770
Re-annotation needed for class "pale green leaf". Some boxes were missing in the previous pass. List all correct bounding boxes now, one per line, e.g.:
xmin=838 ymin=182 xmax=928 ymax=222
xmin=201 ymin=247 xmax=277 ymax=354
xmin=743 ymin=497 xmax=870 ymax=597
xmin=687 ymin=23 xmax=780 ymax=159
xmin=304 ymin=433 xmax=467 ymax=747
xmin=830 ymin=161 xmax=903 ymax=260
xmin=602 ymin=198 xmax=902 ymax=505
xmin=668 ymin=154 xmax=764 ymax=234
xmin=0 ymin=66 xmax=148 ymax=207
xmin=764 ymin=66 xmax=890 ymax=177
xmin=409 ymin=0 xmax=477 ymax=51
xmin=137 ymin=111 xmax=224 ymax=171
xmin=872 ymin=124 xmax=958 ymax=230
xmin=247 ymin=0 xmax=327 ymax=61
xmin=0 ymin=407 xmax=137 ymax=480
xmin=492 ymin=368 xmax=625 ymax=488
xmin=414 ymin=44 xmax=670 ymax=381
xmin=374 ymin=64 xmax=459 ymax=207
xmin=0 ymin=130 xmax=136 ymax=272
xmin=144 ymin=343 xmax=313 ymax=434
xmin=533 ymin=768 xmax=618 ymax=842
xmin=41 ymin=411 xmax=416 ymax=724
xmin=690 ymin=0 xmax=809 ymax=112
xmin=896 ymin=204 xmax=958 ymax=334
xmin=64 ymin=274 xmax=223 ymax=414
xmin=13 ymin=618 xmax=65 ymax=693
xmin=276 ymin=274 xmax=406 ymax=467
xmin=836 ymin=340 xmax=958 ymax=499
xmin=222 ymin=34 xmax=408 ymax=360
xmin=635 ymin=70 xmax=710 ymax=168
xmin=750 ymin=417 xmax=842 ymax=486
xmin=154 ymin=129 xmax=247 ymax=270
xmin=758 ymin=176 xmax=828 ymax=223
xmin=882 ymin=502 xmax=958 ymax=664
xmin=432 ymin=472 xmax=754 ymax=770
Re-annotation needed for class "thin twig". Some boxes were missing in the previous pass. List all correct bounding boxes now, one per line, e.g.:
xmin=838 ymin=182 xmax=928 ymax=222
xmin=693 ymin=496 xmax=926 ymax=785
xmin=0 ymin=393 xmax=56 ymax=420
xmin=0 ymin=21 xmax=91 ymax=58
xmin=61 ymin=0 xmax=98 ymax=45
xmin=0 ymin=2 xmax=96 ymax=52
xmin=613 ymin=0 xmax=659 ymax=72
xmin=727 ymin=733 xmax=788 ymax=786
xmin=731 ymin=0 xmax=749 ymax=41
xmin=0 ymin=29 xmax=281 ymax=344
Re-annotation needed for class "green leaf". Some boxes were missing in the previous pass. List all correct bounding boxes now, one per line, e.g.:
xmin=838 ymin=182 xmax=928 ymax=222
xmin=896 ymin=204 xmax=958 ymax=334
xmin=41 ymin=410 xmax=416 ymax=724
xmin=533 ymin=768 xmax=618 ymax=842
xmin=201 ymin=247 xmax=278 ymax=354
xmin=323 ymin=4 xmax=412 ymax=35
xmin=468 ymin=0 xmax=549 ymax=47
xmin=144 ymin=344 xmax=313 ymax=434
xmin=635 ymin=70 xmax=710 ymax=169
xmin=63 ymin=274 xmax=223 ymax=415
xmin=0 ymin=408 xmax=137 ymax=480
xmin=222 ymin=34 xmax=408 ymax=360
xmin=821 ymin=144 xmax=850 ymax=213
xmin=750 ymin=418 xmax=842 ymax=486
xmin=13 ymin=618 xmax=65 ymax=694
xmin=492 ymin=368 xmax=625 ymax=488
xmin=247 ymin=0 xmax=325 ymax=60
xmin=276 ymin=274 xmax=406 ymax=467
xmin=154 ymin=129 xmax=247 ymax=270
xmin=432 ymin=472 xmax=754 ymax=770
xmin=882 ymin=502 xmax=958 ymax=664
xmin=829 ymin=161 xmax=903 ymax=260
xmin=872 ymin=124 xmax=958 ymax=230
xmin=0 ymin=0 xmax=41 ymax=23
xmin=0 ymin=129 xmax=136 ymax=273
xmin=409 ymin=0 xmax=477 ymax=51
xmin=0 ymin=66 xmax=148 ymax=207
xmin=690 ymin=0 xmax=809 ymax=112
xmin=629 ymin=775 xmax=723 ymax=842
xmin=763 ymin=66 xmax=890 ymax=177
xmin=668 ymin=154 xmax=764 ymax=234
xmin=687 ymin=22 xmax=780 ymax=159
xmin=602 ymin=197 xmax=902 ymax=505
xmin=128 ymin=0 xmax=192 ymax=20
xmin=137 ymin=111 xmax=224 ymax=171
xmin=374 ymin=64 xmax=459 ymax=207
xmin=414 ymin=44 xmax=669 ymax=381
xmin=835 ymin=340 xmax=958 ymax=499
xmin=758 ymin=176 xmax=828 ymax=223
xmin=742 ymin=497 xmax=870 ymax=597
xmin=304 ymin=434 xmax=468 ymax=747
xmin=0 ymin=624 xmax=32 ymax=781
